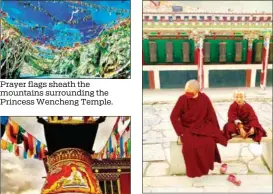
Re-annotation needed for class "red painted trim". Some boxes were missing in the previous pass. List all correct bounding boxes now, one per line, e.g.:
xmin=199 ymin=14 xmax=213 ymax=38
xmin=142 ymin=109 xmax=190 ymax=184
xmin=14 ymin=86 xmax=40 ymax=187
xmin=120 ymin=174 xmax=131 ymax=194
xmin=143 ymin=12 xmax=272 ymax=15
xmin=148 ymin=71 xmax=155 ymax=89
xmin=246 ymin=49 xmax=253 ymax=64
xmin=143 ymin=20 xmax=271 ymax=23
xmin=245 ymin=70 xmax=251 ymax=87
xmin=245 ymin=48 xmax=253 ymax=87
xmin=194 ymin=48 xmax=198 ymax=65
xmin=260 ymin=47 xmax=267 ymax=86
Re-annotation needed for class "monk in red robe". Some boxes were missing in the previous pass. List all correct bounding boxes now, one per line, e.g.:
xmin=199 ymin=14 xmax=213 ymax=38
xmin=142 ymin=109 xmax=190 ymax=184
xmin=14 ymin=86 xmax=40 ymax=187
xmin=170 ymin=80 xmax=227 ymax=178
xmin=223 ymin=90 xmax=267 ymax=143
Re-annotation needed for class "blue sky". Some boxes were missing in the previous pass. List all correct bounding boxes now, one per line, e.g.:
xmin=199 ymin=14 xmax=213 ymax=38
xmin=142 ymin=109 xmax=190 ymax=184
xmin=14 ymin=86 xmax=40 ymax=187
xmin=1 ymin=1 xmax=130 ymax=47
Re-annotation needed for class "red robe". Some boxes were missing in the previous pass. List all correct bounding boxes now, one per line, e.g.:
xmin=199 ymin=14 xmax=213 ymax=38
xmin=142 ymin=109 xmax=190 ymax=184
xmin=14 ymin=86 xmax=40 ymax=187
xmin=223 ymin=102 xmax=267 ymax=143
xmin=170 ymin=92 xmax=227 ymax=178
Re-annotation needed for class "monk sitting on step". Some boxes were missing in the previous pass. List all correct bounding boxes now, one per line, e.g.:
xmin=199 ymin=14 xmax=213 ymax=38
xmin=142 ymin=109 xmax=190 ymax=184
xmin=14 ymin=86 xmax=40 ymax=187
xmin=223 ymin=90 xmax=267 ymax=143
xmin=170 ymin=79 xmax=227 ymax=178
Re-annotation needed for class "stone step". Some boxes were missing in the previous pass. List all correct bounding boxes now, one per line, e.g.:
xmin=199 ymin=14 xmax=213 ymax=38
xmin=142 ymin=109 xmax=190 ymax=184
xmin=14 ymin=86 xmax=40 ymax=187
xmin=143 ymin=175 xmax=272 ymax=192
xmin=143 ymin=88 xmax=272 ymax=105
xmin=143 ymin=159 xmax=270 ymax=177
xmin=143 ymin=185 xmax=272 ymax=193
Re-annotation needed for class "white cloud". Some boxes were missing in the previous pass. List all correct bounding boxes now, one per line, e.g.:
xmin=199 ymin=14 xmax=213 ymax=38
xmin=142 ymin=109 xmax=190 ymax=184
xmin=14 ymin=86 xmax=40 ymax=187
xmin=1 ymin=117 xmax=118 ymax=193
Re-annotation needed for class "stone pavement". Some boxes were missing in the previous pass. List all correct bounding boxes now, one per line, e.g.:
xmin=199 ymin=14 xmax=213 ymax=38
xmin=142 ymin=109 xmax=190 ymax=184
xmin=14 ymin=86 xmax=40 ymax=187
xmin=143 ymin=175 xmax=272 ymax=193
xmin=143 ymin=98 xmax=272 ymax=193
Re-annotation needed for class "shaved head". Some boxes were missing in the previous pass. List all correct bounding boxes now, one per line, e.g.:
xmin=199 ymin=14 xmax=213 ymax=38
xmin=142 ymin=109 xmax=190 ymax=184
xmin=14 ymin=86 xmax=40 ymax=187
xmin=233 ymin=89 xmax=246 ymax=105
xmin=233 ymin=89 xmax=245 ymax=98
xmin=185 ymin=79 xmax=200 ymax=92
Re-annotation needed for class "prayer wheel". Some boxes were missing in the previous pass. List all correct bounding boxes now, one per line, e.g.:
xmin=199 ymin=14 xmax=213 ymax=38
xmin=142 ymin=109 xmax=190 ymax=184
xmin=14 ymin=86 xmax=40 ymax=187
xmin=38 ymin=117 xmax=106 ymax=194
xmin=41 ymin=148 xmax=102 ymax=194
xmin=149 ymin=42 xmax=157 ymax=62
xmin=219 ymin=42 xmax=227 ymax=62
xmin=182 ymin=42 xmax=190 ymax=62
xmin=165 ymin=42 xmax=173 ymax=62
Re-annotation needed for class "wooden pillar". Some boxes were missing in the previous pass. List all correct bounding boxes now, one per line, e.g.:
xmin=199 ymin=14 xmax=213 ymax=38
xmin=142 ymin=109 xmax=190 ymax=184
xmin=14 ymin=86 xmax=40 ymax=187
xmin=260 ymin=34 xmax=270 ymax=89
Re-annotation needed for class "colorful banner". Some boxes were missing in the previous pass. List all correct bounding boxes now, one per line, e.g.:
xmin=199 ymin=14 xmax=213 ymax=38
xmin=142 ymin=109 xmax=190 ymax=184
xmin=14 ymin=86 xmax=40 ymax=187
xmin=1 ymin=116 xmax=130 ymax=161
xmin=92 ymin=117 xmax=131 ymax=160
xmin=1 ymin=117 xmax=47 ymax=160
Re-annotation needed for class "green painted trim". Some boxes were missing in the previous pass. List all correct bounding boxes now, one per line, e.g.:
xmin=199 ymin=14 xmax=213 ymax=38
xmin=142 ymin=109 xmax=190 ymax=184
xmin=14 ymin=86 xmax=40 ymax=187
xmin=209 ymin=70 xmax=246 ymax=88
xmin=143 ymin=71 xmax=149 ymax=89
xmin=252 ymin=39 xmax=264 ymax=63
xmin=159 ymin=70 xmax=197 ymax=88
xmin=143 ymin=39 xmax=150 ymax=65
xmin=204 ymin=39 xmax=247 ymax=63
xmin=143 ymin=39 xmax=194 ymax=64
xmin=255 ymin=69 xmax=273 ymax=87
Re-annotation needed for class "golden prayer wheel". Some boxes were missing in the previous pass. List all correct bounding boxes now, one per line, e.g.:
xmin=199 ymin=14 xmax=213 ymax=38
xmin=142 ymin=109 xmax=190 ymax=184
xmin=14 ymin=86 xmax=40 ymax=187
xmin=37 ymin=117 xmax=106 ymax=194
xmin=41 ymin=148 xmax=102 ymax=194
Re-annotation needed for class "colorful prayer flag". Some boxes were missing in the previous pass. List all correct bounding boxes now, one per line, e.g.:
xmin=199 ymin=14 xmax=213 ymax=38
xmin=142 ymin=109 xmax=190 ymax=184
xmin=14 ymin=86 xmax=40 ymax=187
xmin=0 ymin=116 xmax=8 ymax=126
xmin=14 ymin=144 xmax=19 ymax=156
xmin=120 ymin=136 xmax=124 ymax=158
xmin=7 ymin=142 xmax=13 ymax=152
xmin=113 ymin=117 xmax=120 ymax=141
xmin=1 ymin=139 xmax=7 ymax=150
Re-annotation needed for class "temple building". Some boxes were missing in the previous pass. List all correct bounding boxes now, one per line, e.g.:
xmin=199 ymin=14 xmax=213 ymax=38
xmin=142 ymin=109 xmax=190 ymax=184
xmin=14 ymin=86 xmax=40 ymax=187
xmin=1 ymin=116 xmax=131 ymax=194
xmin=142 ymin=2 xmax=272 ymax=89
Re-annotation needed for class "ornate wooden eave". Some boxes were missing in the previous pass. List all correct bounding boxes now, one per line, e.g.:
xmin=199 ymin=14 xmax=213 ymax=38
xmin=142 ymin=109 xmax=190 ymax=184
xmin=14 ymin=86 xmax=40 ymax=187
xmin=92 ymin=159 xmax=130 ymax=173
xmin=143 ymin=29 xmax=272 ymax=40
xmin=92 ymin=159 xmax=130 ymax=181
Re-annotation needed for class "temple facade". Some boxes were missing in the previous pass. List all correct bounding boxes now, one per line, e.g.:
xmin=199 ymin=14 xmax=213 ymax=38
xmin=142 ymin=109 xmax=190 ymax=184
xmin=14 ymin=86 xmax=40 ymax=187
xmin=143 ymin=3 xmax=272 ymax=89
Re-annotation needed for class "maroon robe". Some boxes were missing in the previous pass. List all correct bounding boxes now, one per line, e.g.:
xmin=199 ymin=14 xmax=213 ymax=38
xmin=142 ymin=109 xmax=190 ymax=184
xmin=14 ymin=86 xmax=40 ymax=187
xmin=223 ymin=102 xmax=267 ymax=143
xmin=170 ymin=92 xmax=227 ymax=178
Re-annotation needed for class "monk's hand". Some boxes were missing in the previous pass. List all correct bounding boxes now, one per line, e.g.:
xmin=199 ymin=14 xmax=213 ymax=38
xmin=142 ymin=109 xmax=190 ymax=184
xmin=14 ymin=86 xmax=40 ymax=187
xmin=248 ymin=127 xmax=255 ymax=136
xmin=239 ymin=127 xmax=247 ymax=139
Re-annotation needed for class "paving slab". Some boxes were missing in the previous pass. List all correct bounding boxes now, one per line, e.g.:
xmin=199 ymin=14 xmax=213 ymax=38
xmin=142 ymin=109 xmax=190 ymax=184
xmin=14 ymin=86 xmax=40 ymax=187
xmin=228 ymin=186 xmax=272 ymax=193
xmin=143 ymin=144 xmax=165 ymax=162
xmin=143 ymin=130 xmax=164 ymax=144
xmin=193 ymin=175 xmax=272 ymax=187
xmin=143 ymin=177 xmax=152 ymax=188
xmin=143 ymin=126 xmax=152 ymax=133
xmin=146 ymin=187 xmax=205 ymax=193
xmin=144 ymin=175 xmax=272 ymax=190
xmin=145 ymin=162 xmax=169 ymax=177
xmin=144 ymin=176 xmax=194 ymax=188
xmin=163 ymin=147 xmax=171 ymax=164
xmin=152 ymin=121 xmax=173 ymax=131
xmin=143 ymin=162 xmax=149 ymax=175
xmin=209 ymin=163 xmax=248 ymax=175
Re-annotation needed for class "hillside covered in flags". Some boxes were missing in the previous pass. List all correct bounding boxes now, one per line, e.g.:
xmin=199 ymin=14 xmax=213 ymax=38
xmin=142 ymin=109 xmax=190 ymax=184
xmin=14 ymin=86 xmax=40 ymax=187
xmin=1 ymin=1 xmax=131 ymax=78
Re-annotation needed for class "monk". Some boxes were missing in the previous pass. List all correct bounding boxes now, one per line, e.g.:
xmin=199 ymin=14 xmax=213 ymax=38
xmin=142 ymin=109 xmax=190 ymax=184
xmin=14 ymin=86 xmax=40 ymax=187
xmin=223 ymin=90 xmax=267 ymax=143
xmin=170 ymin=80 xmax=227 ymax=178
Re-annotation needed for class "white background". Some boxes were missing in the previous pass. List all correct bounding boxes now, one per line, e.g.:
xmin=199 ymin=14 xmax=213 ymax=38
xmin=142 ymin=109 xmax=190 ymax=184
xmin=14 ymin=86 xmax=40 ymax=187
xmin=0 ymin=0 xmax=143 ymax=193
